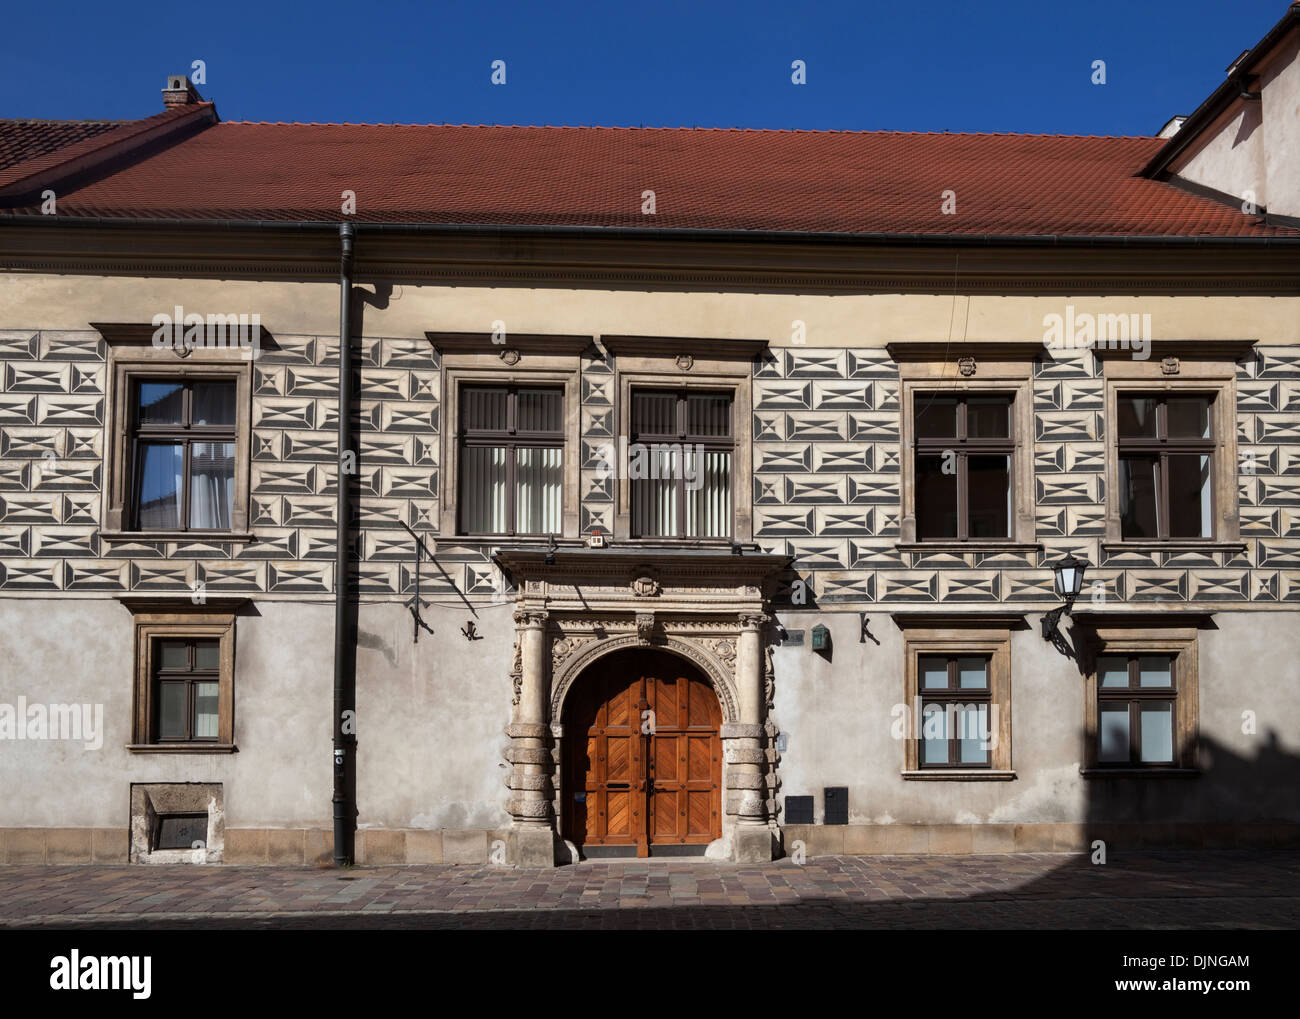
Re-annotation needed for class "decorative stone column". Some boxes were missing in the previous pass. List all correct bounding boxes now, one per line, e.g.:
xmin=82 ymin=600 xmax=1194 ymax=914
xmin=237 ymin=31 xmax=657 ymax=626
xmin=723 ymin=611 xmax=775 ymax=863
xmin=505 ymin=609 xmax=556 ymax=866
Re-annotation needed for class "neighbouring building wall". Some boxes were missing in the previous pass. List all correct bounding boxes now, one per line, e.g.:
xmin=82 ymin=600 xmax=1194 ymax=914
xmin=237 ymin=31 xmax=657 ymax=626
xmin=1166 ymin=32 xmax=1300 ymax=219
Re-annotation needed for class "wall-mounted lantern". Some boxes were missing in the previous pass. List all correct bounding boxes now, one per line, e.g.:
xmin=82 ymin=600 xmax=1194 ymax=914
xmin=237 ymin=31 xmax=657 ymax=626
xmin=1041 ymin=554 xmax=1089 ymax=660
xmin=810 ymin=623 xmax=831 ymax=652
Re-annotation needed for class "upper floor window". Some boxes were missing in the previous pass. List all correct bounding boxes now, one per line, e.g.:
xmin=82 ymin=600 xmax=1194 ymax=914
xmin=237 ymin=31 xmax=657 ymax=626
xmin=1096 ymin=342 xmax=1249 ymax=550
xmin=131 ymin=379 xmax=237 ymax=531
xmin=458 ymin=385 xmax=564 ymax=536
xmin=1116 ymin=393 xmax=1214 ymax=540
xmin=913 ymin=393 xmax=1013 ymax=540
xmin=629 ymin=388 xmax=733 ymax=539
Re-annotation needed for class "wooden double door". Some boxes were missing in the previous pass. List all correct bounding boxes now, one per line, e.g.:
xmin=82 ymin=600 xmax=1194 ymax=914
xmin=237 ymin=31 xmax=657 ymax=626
xmin=562 ymin=650 xmax=722 ymax=857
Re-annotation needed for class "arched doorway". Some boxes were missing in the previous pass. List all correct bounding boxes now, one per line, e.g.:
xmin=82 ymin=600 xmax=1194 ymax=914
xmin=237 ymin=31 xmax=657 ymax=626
xmin=562 ymin=649 xmax=722 ymax=858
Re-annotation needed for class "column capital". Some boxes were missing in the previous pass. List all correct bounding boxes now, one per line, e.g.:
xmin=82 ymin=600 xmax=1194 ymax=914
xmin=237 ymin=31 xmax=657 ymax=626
xmin=513 ymin=608 xmax=549 ymax=629
xmin=739 ymin=612 xmax=770 ymax=632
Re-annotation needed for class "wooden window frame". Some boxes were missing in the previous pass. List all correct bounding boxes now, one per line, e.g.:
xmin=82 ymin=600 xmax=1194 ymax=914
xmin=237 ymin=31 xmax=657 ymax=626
xmin=914 ymin=653 xmax=994 ymax=770
xmin=99 ymin=325 xmax=253 ymax=542
xmin=892 ymin=347 xmax=1039 ymax=553
xmin=896 ymin=615 xmax=1018 ymax=780
xmin=1113 ymin=391 xmax=1219 ymax=541
xmin=124 ymin=600 xmax=242 ymax=753
xmin=151 ymin=636 xmax=223 ymax=743
xmin=1099 ymin=345 xmax=1248 ymax=553
xmin=1078 ymin=622 xmax=1200 ymax=776
xmin=912 ymin=393 xmax=1015 ymax=542
xmin=628 ymin=387 xmax=735 ymax=540
xmin=457 ymin=384 xmax=566 ymax=538
xmin=127 ymin=377 xmax=239 ymax=533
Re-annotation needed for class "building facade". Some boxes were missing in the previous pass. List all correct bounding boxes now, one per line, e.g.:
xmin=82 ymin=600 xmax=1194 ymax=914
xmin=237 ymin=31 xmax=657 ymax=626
xmin=1 ymin=8 xmax=1299 ymax=866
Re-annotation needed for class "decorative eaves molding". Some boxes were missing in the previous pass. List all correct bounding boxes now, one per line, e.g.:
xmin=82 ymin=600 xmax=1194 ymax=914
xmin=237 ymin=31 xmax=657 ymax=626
xmin=426 ymin=331 xmax=592 ymax=356
xmin=601 ymin=335 xmax=769 ymax=360
xmin=885 ymin=341 xmax=1047 ymax=362
xmin=1089 ymin=339 xmax=1257 ymax=361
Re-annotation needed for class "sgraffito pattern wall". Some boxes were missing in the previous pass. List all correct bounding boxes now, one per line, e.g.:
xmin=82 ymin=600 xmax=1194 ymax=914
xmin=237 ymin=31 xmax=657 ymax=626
xmin=2 ymin=329 xmax=1299 ymax=608
xmin=754 ymin=345 xmax=1300 ymax=607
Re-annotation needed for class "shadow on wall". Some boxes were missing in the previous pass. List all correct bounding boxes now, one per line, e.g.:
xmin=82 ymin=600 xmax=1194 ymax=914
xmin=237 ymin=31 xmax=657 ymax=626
xmin=1078 ymin=729 xmax=1300 ymax=849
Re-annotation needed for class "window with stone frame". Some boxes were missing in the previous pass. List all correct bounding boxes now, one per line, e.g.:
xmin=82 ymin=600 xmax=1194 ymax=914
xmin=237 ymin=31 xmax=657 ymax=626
xmin=1076 ymin=615 xmax=1203 ymax=775
xmin=126 ymin=600 xmax=241 ymax=753
xmin=888 ymin=343 xmax=1041 ymax=552
xmin=97 ymin=323 xmax=253 ymax=540
xmin=895 ymin=614 xmax=1019 ymax=780
xmin=1096 ymin=341 xmax=1251 ymax=551
xmin=604 ymin=335 xmax=762 ymax=545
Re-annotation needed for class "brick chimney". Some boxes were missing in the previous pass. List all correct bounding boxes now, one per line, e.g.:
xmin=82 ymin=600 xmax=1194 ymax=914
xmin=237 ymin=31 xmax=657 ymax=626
xmin=162 ymin=75 xmax=203 ymax=109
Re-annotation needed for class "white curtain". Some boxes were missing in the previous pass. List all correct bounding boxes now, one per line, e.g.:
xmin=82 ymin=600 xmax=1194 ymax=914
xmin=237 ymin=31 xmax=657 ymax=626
xmin=515 ymin=447 xmax=562 ymax=534
xmin=189 ymin=441 xmax=235 ymax=529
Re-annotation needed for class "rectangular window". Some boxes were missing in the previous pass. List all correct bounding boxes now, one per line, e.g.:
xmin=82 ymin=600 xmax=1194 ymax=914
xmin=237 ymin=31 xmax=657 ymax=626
xmin=130 ymin=379 xmax=237 ymax=530
xmin=898 ymin=620 xmax=1014 ymax=779
xmin=917 ymin=654 xmax=993 ymax=768
xmin=458 ymin=385 xmax=564 ymax=536
xmin=913 ymin=393 xmax=1013 ymax=540
xmin=152 ymin=637 xmax=222 ymax=743
xmin=1094 ymin=653 xmax=1177 ymax=766
xmin=630 ymin=389 xmax=733 ymax=539
xmin=129 ymin=606 xmax=237 ymax=753
xmin=1116 ymin=394 xmax=1214 ymax=540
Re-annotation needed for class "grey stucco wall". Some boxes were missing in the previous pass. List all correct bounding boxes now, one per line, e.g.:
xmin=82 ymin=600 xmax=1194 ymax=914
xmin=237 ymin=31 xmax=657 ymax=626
xmin=771 ymin=609 xmax=1300 ymax=826
xmin=4 ymin=596 xmax=1296 ymax=831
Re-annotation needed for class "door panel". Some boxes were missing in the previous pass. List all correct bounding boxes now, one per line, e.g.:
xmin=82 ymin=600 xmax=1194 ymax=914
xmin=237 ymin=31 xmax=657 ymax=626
xmin=563 ymin=651 xmax=721 ymax=856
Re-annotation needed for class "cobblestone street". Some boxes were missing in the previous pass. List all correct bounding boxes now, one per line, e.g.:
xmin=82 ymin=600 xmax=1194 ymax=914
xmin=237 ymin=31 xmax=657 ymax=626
xmin=1 ymin=851 xmax=1296 ymax=930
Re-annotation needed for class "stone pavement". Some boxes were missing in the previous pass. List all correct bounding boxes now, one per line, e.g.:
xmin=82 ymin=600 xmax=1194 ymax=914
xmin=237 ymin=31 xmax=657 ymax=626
xmin=0 ymin=851 xmax=1296 ymax=930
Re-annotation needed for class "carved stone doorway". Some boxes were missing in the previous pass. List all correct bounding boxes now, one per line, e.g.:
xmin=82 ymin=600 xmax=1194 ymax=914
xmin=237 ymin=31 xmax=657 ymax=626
xmin=562 ymin=649 xmax=722 ymax=858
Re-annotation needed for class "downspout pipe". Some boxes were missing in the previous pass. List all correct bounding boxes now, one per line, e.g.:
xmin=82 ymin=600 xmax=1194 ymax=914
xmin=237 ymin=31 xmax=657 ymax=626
xmin=333 ymin=222 xmax=355 ymax=865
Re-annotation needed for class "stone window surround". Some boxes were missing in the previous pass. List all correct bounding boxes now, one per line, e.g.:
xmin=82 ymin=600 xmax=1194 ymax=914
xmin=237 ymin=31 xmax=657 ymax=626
xmin=429 ymin=332 xmax=590 ymax=541
xmin=603 ymin=336 xmax=764 ymax=545
xmin=1073 ymin=611 xmax=1207 ymax=777
xmin=893 ymin=612 xmax=1021 ymax=779
xmin=129 ymin=782 xmax=224 ymax=864
xmin=1096 ymin=341 xmax=1253 ymax=552
xmin=121 ymin=597 xmax=245 ymax=753
xmin=95 ymin=322 xmax=255 ymax=542
xmin=889 ymin=343 xmax=1041 ymax=553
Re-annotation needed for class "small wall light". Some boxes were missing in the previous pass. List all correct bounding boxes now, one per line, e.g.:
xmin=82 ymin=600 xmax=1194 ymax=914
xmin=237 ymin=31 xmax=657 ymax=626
xmin=810 ymin=623 xmax=830 ymax=652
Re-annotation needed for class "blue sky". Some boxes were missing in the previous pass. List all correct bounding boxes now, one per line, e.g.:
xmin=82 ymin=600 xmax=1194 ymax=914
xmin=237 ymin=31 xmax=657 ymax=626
xmin=0 ymin=0 xmax=1288 ymax=135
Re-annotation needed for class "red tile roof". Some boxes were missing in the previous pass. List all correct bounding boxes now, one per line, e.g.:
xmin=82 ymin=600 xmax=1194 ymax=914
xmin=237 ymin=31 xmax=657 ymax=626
xmin=0 ymin=105 xmax=214 ymax=196
xmin=0 ymin=119 xmax=126 ymax=172
xmin=2 ymin=120 xmax=1295 ymax=238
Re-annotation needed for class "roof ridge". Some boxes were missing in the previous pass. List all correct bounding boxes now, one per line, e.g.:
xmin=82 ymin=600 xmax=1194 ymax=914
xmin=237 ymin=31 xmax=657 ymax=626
xmin=217 ymin=120 xmax=1161 ymax=140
